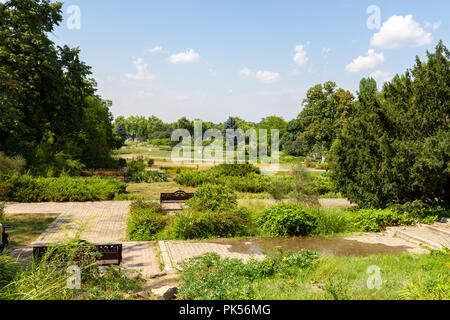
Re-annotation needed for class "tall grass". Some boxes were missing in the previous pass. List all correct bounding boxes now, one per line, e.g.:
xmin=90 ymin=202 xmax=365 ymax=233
xmin=0 ymin=235 xmax=145 ymax=300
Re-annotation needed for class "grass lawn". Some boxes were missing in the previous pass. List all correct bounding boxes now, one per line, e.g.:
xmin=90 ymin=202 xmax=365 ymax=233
xmin=2 ymin=214 xmax=58 ymax=247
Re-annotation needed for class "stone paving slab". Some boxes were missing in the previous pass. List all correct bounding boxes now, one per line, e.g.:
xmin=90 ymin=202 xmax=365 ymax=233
xmin=122 ymin=242 xmax=161 ymax=277
xmin=159 ymin=240 xmax=266 ymax=271
xmin=5 ymin=201 xmax=131 ymax=244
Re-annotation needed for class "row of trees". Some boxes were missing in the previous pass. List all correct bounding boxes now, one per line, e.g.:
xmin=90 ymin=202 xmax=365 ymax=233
xmin=113 ymin=115 xmax=288 ymax=145
xmin=0 ymin=0 xmax=121 ymax=174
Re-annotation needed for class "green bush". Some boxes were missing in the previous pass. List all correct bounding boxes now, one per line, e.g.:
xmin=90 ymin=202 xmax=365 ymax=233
xmin=126 ymin=158 xmax=146 ymax=176
xmin=258 ymin=203 xmax=317 ymax=236
xmin=0 ymin=152 xmax=26 ymax=175
xmin=171 ymin=208 xmax=252 ymax=239
xmin=174 ymin=164 xmax=270 ymax=193
xmin=187 ymin=184 xmax=237 ymax=212
xmin=130 ymin=171 xmax=168 ymax=183
xmin=291 ymin=165 xmax=318 ymax=204
xmin=268 ymin=177 xmax=293 ymax=200
xmin=177 ymin=250 xmax=318 ymax=300
xmin=0 ymin=174 xmax=126 ymax=202
xmin=127 ymin=201 xmax=168 ymax=241
xmin=343 ymin=209 xmax=412 ymax=232
xmin=310 ymin=173 xmax=335 ymax=195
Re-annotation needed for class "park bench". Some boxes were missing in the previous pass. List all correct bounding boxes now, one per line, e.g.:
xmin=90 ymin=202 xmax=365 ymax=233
xmin=160 ymin=190 xmax=194 ymax=204
xmin=160 ymin=190 xmax=194 ymax=211
xmin=33 ymin=243 xmax=123 ymax=266
xmin=0 ymin=223 xmax=12 ymax=253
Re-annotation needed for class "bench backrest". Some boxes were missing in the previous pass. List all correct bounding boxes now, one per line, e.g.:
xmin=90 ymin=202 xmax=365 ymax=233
xmin=33 ymin=243 xmax=122 ymax=265
xmin=160 ymin=190 xmax=194 ymax=203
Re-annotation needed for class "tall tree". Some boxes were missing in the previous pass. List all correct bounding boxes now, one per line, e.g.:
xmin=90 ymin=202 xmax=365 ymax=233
xmin=331 ymin=42 xmax=450 ymax=207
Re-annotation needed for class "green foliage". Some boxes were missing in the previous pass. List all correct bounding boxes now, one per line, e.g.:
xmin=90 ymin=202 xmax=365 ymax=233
xmin=268 ymin=177 xmax=293 ymax=200
xmin=0 ymin=174 xmax=126 ymax=202
xmin=0 ymin=203 xmax=4 ymax=222
xmin=310 ymin=172 xmax=335 ymax=195
xmin=130 ymin=171 xmax=168 ymax=183
xmin=177 ymin=250 xmax=318 ymax=300
xmin=126 ymin=158 xmax=146 ymax=176
xmin=127 ymin=200 xmax=168 ymax=241
xmin=331 ymin=43 xmax=450 ymax=208
xmin=0 ymin=1 xmax=118 ymax=173
xmin=0 ymin=152 xmax=26 ymax=174
xmin=0 ymin=235 xmax=145 ymax=300
xmin=291 ymin=165 xmax=318 ymax=204
xmin=187 ymin=184 xmax=237 ymax=212
xmin=0 ymin=255 xmax=18 ymax=289
xmin=258 ymin=203 xmax=317 ymax=236
xmin=174 ymin=164 xmax=270 ymax=193
xmin=171 ymin=208 xmax=252 ymax=239
xmin=282 ymin=82 xmax=354 ymax=157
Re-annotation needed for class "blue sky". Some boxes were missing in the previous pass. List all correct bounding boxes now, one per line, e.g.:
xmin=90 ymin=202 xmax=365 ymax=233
xmin=49 ymin=0 xmax=449 ymax=123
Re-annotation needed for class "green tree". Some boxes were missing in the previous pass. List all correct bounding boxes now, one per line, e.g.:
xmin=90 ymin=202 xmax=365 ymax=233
xmin=282 ymin=82 xmax=353 ymax=157
xmin=0 ymin=0 xmax=118 ymax=173
xmin=331 ymin=42 xmax=450 ymax=207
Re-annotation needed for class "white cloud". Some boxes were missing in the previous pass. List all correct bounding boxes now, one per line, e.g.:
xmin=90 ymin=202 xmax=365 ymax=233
xmin=240 ymin=67 xmax=253 ymax=78
xmin=425 ymin=20 xmax=441 ymax=30
xmin=169 ymin=49 xmax=200 ymax=63
xmin=149 ymin=46 xmax=163 ymax=53
xmin=370 ymin=70 xmax=393 ymax=83
xmin=240 ymin=68 xmax=280 ymax=83
xmin=256 ymin=70 xmax=280 ymax=84
xmin=371 ymin=15 xmax=432 ymax=49
xmin=293 ymin=45 xmax=308 ymax=66
xmin=321 ymin=47 xmax=332 ymax=59
xmin=345 ymin=49 xmax=384 ymax=72
xmin=125 ymin=57 xmax=156 ymax=81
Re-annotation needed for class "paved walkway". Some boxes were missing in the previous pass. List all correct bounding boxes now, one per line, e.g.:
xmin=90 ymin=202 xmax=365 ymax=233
xmin=5 ymin=201 xmax=132 ymax=243
xmin=5 ymin=202 xmax=448 ymax=278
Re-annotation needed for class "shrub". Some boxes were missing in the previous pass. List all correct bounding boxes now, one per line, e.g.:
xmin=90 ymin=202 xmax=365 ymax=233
xmin=130 ymin=171 xmax=168 ymax=183
xmin=171 ymin=208 xmax=252 ymax=239
xmin=126 ymin=158 xmax=146 ymax=176
xmin=0 ymin=152 xmax=26 ymax=175
xmin=174 ymin=165 xmax=271 ymax=193
xmin=268 ymin=177 xmax=293 ymax=200
xmin=258 ymin=203 xmax=317 ymax=236
xmin=310 ymin=207 xmax=348 ymax=236
xmin=343 ymin=209 xmax=410 ymax=232
xmin=177 ymin=250 xmax=318 ymax=300
xmin=186 ymin=184 xmax=237 ymax=212
xmin=0 ymin=174 xmax=126 ymax=202
xmin=0 ymin=203 xmax=4 ymax=222
xmin=127 ymin=201 xmax=168 ymax=241
xmin=310 ymin=173 xmax=335 ymax=195
xmin=291 ymin=165 xmax=318 ymax=205
xmin=210 ymin=163 xmax=261 ymax=176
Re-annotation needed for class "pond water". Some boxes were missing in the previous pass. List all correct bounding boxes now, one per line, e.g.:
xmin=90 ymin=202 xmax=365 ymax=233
xmin=211 ymin=236 xmax=413 ymax=257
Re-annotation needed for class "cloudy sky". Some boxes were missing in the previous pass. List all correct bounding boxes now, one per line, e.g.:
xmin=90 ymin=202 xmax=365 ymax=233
xmin=49 ymin=0 xmax=449 ymax=123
